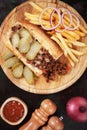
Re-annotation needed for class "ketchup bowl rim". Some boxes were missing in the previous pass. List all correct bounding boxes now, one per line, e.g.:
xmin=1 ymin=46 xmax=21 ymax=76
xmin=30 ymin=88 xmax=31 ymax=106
xmin=0 ymin=97 xmax=28 ymax=125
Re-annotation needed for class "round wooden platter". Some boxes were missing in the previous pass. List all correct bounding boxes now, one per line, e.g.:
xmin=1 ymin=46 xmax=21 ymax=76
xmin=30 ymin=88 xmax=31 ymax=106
xmin=0 ymin=0 xmax=87 ymax=94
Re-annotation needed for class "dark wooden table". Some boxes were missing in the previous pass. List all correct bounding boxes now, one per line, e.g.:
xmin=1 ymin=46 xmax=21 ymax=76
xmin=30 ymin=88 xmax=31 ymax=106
xmin=0 ymin=0 xmax=87 ymax=130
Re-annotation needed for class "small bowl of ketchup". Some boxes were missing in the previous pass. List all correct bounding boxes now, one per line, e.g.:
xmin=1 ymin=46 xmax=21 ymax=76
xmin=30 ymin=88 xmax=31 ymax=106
xmin=0 ymin=97 xmax=28 ymax=125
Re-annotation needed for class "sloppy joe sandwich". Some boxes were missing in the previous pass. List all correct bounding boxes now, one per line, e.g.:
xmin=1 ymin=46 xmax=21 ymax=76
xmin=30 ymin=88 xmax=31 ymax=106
xmin=0 ymin=0 xmax=87 ymax=94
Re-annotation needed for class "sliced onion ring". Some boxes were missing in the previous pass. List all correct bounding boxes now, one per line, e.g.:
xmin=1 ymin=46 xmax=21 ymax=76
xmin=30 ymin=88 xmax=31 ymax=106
xmin=61 ymin=9 xmax=72 ymax=30
xmin=50 ymin=8 xmax=61 ymax=29
xmin=54 ymin=8 xmax=72 ymax=33
xmin=55 ymin=8 xmax=80 ymax=32
xmin=39 ymin=6 xmax=80 ymax=32
xmin=39 ymin=6 xmax=61 ymax=31
xmin=67 ymin=13 xmax=80 ymax=31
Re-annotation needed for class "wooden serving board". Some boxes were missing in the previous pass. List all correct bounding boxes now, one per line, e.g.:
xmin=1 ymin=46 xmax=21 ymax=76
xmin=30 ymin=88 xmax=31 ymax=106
xmin=0 ymin=0 xmax=87 ymax=94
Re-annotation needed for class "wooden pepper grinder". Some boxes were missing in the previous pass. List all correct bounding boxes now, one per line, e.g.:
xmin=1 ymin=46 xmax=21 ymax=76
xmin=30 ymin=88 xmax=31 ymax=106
xmin=19 ymin=99 xmax=57 ymax=130
xmin=41 ymin=116 xmax=64 ymax=130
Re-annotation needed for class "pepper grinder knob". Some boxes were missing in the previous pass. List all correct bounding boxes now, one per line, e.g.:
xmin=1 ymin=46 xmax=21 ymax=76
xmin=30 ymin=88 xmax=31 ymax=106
xmin=19 ymin=99 xmax=57 ymax=130
xmin=40 ymin=99 xmax=57 ymax=116
xmin=41 ymin=116 xmax=64 ymax=130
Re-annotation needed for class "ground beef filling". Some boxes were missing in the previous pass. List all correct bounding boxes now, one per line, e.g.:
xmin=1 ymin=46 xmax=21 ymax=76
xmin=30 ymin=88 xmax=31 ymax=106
xmin=27 ymin=48 xmax=69 ymax=82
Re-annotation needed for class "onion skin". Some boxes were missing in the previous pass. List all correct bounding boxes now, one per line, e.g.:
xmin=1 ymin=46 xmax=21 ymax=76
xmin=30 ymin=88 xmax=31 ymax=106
xmin=66 ymin=97 xmax=87 ymax=122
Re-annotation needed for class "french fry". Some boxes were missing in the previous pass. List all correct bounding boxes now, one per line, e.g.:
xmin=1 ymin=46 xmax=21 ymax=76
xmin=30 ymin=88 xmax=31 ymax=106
xmin=51 ymin=35 xmax=68 ymax=56
xmin=28 ymin=20 xmax=40 ymax=25
xmin=62 ymin=11 xmax=87 ymax=34
xmin=70 ymin=48 xmax=85 ymax=56
xmin=74 ymin=30 xmax=85 ymax=37
xmin=27 ymin=19 xmax=50 ymax=26
xmin=64 ymin=39 xmax=86 ymax=47
xmin=25 ymin=12 xmax=49 ymax=21
xmin=56 ymin=33 xmax=79 ymax=63
xmin=69 ymin=41 xmax=86 ymax=47
xmin=79 ymin=25 xmax=87 ymax=34
xmin=25 ymin=12 xmax=39 ymax=21
xmin=63 ymin=15 xmax=76 ymax=28
xmin=25 ymin=12 xmax=50 ymax=26
xmin=61 ymin=31 xmax=76 ymax=40
xmin=25 ymin=12 xmax=39 ymax=19
xmin=28 ymin=1 xmax=71 ymax=27
xmin=51 ymin=35 xmax=75 ymax=67
xmin=65 ymin=30 xmax=80 ymax=40
xmin=59 ymin=8 xmax=87 ymax=34
xmin=50 ymin=28 xmax=80 ymax=41
xmin=51 ymin=10 xmax=69 ymax=27
xmin=28 ymin=2 xmax=87 ymax=34
xmin=28 ymin=1 xmax=51 ymax=19
xmin=25 ymin=1 xmax=87 ymax=66
xmin=64 ymin=39 xmax=73 ymax=48
xmin=29 ymin=1 xmax=42 ymax=12
xmin=54 ymin=28 xmax=80 ymax=41
xmin=25 ymin=11 xmax=83 ymax=41
xmin=66 ymin=55 xmax=75 ymax=67
xmin=71 ymin=16 xmax=87 ymax=34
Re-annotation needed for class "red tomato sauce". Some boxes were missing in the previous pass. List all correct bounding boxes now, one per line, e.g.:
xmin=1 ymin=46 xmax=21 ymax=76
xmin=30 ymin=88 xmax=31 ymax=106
xmin=3 ymin=100 xmax=24 ymax=122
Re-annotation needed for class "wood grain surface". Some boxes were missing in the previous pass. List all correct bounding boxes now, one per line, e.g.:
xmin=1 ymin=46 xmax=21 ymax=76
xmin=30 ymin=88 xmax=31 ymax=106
xmin=0 ymin=0 xmax=87 ymax=94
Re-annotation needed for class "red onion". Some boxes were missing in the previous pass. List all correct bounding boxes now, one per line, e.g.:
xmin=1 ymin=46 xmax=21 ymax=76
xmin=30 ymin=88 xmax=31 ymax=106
xmin=66 ymin=97 xmax=87 ymax=122
xmin=39 ymin=6 xmax=80 ymax=32
xmin=39 ymin=6 xmax=61 ymax=31
xmin=50 ymin=8 xmax=61 ymax=30
xmin=61 ymin=8 xmax=72 ymax=30
xmin=67 ymin=13 xmax=80 ymax=31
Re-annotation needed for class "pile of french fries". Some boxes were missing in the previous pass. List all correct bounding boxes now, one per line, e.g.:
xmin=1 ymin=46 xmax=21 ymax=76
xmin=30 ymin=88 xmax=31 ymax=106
xmin=24 ymin=1 xmax=87 ymax=67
